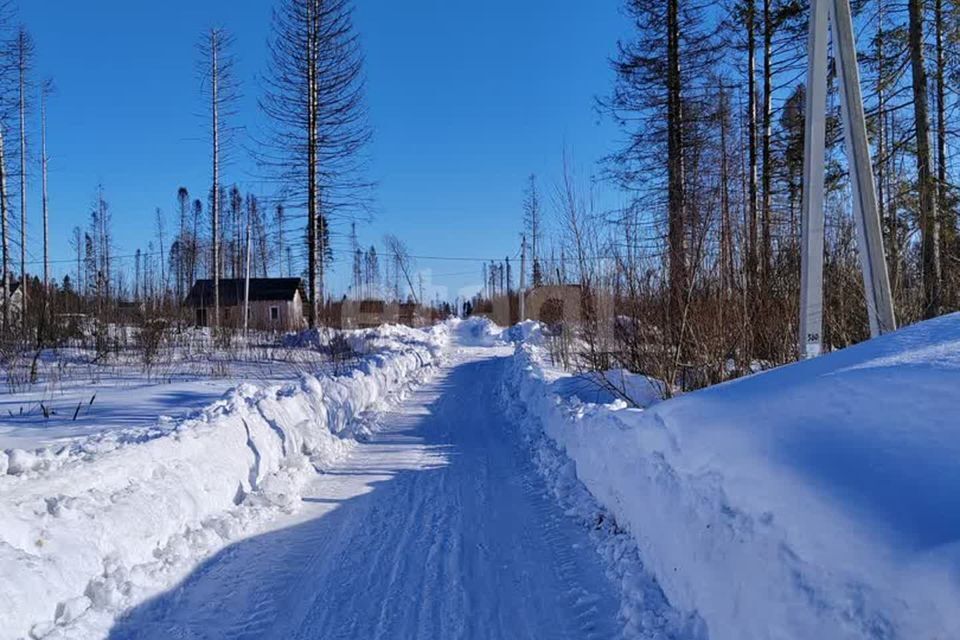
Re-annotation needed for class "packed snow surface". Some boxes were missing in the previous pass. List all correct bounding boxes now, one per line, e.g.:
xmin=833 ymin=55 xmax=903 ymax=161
xmin=507 ymin=313 xmax=960 ymax=639
xmin=108 ymin=340 xmax=666 ymax=639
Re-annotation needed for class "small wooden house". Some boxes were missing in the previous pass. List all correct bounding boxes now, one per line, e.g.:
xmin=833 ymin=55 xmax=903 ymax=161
xmin=185 ymin=278 xmax=307 ymax=331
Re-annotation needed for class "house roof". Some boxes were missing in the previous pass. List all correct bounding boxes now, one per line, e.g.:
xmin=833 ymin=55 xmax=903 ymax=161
xmin=186 ymin=278 xmax=306 ymax=307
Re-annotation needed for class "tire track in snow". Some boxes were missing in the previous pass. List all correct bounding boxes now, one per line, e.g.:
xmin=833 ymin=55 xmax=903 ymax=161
xmin=109 ymin=346 xmax=629 ymax=640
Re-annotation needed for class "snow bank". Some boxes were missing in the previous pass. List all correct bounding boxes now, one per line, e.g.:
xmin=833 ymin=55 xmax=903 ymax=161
xmin=504 ymin=314 xmax=960 ymax=640
xmin=0 ymin=324 xmax=446 ymax=640
xmin=447 ymin=316 xmax=507 ymax=347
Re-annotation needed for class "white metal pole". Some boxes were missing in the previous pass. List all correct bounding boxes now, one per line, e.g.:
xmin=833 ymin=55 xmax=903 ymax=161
xmin=799 ymin=0 xmax=830 ymax=359
xmin=829 ymin=0 xmax=896 ymax=337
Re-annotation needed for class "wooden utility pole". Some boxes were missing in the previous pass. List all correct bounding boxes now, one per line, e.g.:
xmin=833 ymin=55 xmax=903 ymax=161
xmin=243 ymin=197 xmax=251 ymax=337
xmin=519 ymin=235 xmax=526 ymax=321
xmin=800 ymin=0 xmax=896 ymax=358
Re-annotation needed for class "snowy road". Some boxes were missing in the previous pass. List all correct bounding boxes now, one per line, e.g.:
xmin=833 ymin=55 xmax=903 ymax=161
xmin=109 ymin=346 xmax=626 ymax=640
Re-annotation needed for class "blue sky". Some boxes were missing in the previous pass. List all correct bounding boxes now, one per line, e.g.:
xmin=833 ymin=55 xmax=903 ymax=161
xmin=19 ymin=0 xmax=628 ymax=301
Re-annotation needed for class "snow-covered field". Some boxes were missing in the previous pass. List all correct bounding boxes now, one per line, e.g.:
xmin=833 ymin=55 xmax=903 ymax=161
xmin=0 ymin=329 xmax=363 ymax=452
xmin=0 ymin=323 xmax=447 ymax=639
xmin=505 ymin=314 xmax=960 ymax=639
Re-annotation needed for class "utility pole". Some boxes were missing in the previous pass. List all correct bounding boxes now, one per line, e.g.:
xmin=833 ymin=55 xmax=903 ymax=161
xmin=519 ymin=235 xmax=526 ymax=321
xmin=800 ymin=0 xmax=895 ymax=358
xmin=243 ymin=198 xmax=252 ymax=338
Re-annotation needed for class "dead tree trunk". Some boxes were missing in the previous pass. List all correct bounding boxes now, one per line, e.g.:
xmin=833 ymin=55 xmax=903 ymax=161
xmin=0 ymin=125 xmax=9 ymax=335
xmin=908 ymin=0 xmax=941 ymax=318
xmin=17 ymin=30 xmax=31 ymax=339
xmin=40 ymin=82 xmax=51 ymax=336
xmin=745 ymin=0 xmax=760 ymax=315
xmin=760 ymin=0 xmax=773 ymax=288
xmin=209 ymin=29 xmax=222 ymax=329
xmin=666 ymin=0 xmax=688 ymax=349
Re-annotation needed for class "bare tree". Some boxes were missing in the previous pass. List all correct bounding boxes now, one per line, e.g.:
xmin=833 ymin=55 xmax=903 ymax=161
xmin=14 ymin=27 xmax=31 ymax=339
xmin=70 ymin=226 xmax=81 ymax=297
xmin=0 ymin=121 xmax=9 ymax=334
xmin=154 ymin=207 xmax=166 ymax=299
xmin=260 ymin=0 xmax=371 ymax=327
xmin=384 ymin=234 xmax=419 ymax=304
xmin=246 ymin=193 xmax=269 ymax=276
xmin=40 ymin=79 xmax=52 ymax=326
xmin=364 ymin=245 xmax=379 ymax=297
xmin=228 ymin=184 xmax=243 ymax=278
xmin=743 ymin=0 xmax=759 ymax=311
xmin=760 ymin=0 xmax=772 ymax=287
xmin=198 ymin=27 xmax=238 ymax=330
xmin=522 ymin=174 xmax=543 ymax=287
xmin=89 ymin=185 xmax=112 ymax=314
xmin=351 ymin=221 xmax=361 ymax=298
xmin=603 ymin=0 xmax=716 ymax=357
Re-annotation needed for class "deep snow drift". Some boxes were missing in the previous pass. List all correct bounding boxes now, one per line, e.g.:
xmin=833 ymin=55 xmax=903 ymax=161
xmin=505 ymin=313 xmax=960 ymax=639
xmin=0 ymin=324 xmax=446 ymax=640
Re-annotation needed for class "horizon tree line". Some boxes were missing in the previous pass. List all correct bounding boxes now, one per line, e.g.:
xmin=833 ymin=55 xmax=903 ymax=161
xmin=0 ymin=0 xmax=373 ymax=347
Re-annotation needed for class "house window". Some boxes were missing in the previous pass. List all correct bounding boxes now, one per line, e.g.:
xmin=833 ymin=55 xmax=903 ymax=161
xmin=270 ymin=306 xmax=280 ymax=321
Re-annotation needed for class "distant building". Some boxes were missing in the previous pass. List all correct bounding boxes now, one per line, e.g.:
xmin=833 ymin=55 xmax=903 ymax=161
xmin=398 ymin=302 xmax=424 ymax=327
xmin=0 ymin=281 xmax=23 ymax=324
xmin=328 ymin=298 xmax=426 ymax=329
xmin=471 ymin=284 xmax=584 ymax=328
xmin=524 ymin=284 xmax=583 ymax=327
xmin=356 ymin=298 xmax=389 ymax=329
xmin=185 ymin=278 xmax=307 ymax=331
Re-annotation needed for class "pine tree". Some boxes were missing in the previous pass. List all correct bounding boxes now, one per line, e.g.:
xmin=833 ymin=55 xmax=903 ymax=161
xmin=260 ymin=0 xmax=371 ymax=327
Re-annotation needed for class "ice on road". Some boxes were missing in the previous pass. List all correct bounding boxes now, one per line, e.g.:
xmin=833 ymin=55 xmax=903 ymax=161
xmin=110 ymin=346 xmax=626 ymax=639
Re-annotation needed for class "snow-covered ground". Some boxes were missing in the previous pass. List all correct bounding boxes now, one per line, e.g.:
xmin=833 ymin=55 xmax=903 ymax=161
xmin=0 ymin=329 xmax=358 ymax=452
xmin=4 ymin=313 xmax=958 ymax=639
xmin=107 ymin=338 xmax=659 ymax=640
xmin=0 ymin=323 xmax=447 ymax=639
xmin=506 ymin=313 xmax=960 ymax=639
